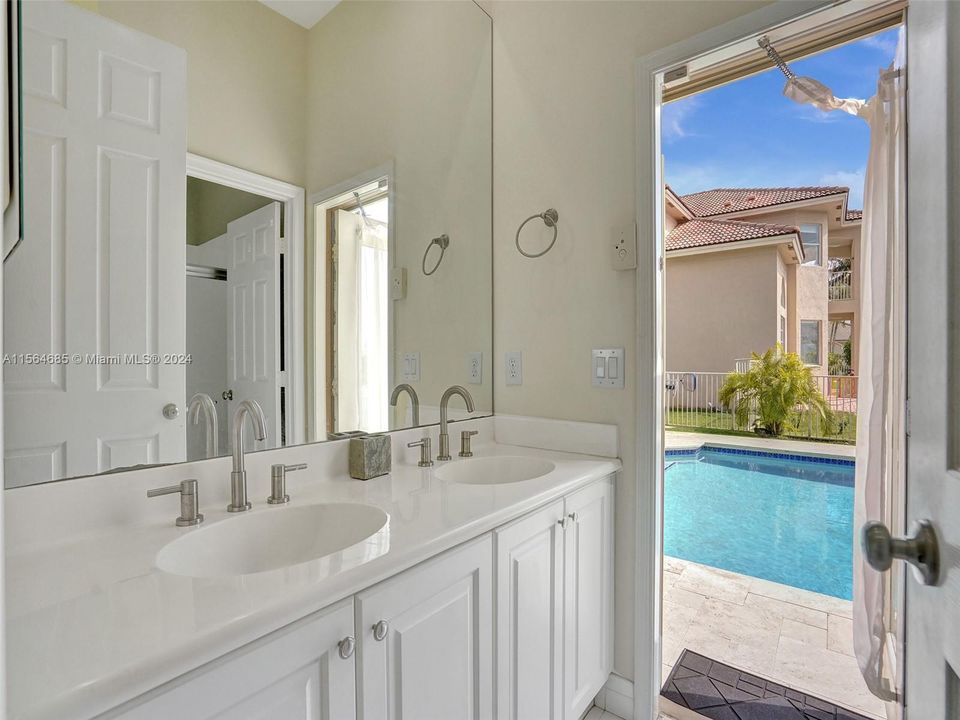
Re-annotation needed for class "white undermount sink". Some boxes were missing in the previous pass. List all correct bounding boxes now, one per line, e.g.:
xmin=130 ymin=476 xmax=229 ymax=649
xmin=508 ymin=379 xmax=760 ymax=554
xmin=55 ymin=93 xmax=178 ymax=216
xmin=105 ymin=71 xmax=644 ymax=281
xmin=156 ymin=502 xmax=389 ymax=578
xmin=435 ymin=455 xmax=556 ymax=485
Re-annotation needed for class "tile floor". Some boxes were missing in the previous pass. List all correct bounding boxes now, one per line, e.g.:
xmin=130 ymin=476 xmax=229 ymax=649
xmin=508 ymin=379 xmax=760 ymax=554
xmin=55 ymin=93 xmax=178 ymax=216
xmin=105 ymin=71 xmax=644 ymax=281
xmin=662 ymin=558 xmax=885 ymax=719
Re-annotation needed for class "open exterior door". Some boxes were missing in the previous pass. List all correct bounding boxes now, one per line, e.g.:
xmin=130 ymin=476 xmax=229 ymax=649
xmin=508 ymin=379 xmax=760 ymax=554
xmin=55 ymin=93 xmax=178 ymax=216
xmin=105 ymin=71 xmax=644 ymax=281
xmin=3 ymin=1 xmax=186 ymax=486
xmin=226 ymin=202 xmax=282 ymax=448
xmin=864 ymin=4 xmax=960 ymax=718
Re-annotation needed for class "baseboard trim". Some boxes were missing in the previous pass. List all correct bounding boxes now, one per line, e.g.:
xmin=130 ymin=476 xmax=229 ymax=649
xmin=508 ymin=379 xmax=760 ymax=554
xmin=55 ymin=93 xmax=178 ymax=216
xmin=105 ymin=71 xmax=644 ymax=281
xmin=595 ymin=672 xmax=634 ymax=719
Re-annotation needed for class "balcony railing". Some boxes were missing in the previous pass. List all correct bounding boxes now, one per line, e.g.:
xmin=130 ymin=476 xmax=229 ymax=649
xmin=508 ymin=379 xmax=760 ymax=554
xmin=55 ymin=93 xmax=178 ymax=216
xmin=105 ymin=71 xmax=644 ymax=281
xmin=829 ymin=270 xmax=852 ymax=300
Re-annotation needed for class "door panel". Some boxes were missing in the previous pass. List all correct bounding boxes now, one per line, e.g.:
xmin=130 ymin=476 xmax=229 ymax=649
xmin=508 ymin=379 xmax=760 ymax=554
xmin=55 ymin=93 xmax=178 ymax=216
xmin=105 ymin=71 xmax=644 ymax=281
xmin=495 ymin=500 xmax=565 ymax=720
xmin=564 ymin=478 xmax=615 ymax=720
xmin=903 ymin=4 xmax=960 ymax=718
xmin=226 ymin=202 xmax=282 ymax=447
xmin=4 ymin=0 xmax=186 ymax=486
xmin=357 ymin=536 xmax=493 ymax=720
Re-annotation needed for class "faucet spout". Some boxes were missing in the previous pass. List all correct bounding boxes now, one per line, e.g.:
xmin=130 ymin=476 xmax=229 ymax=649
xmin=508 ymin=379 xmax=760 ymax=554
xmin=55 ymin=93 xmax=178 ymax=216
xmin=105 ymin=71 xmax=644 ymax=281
xmin=228 ymin=400 xmax=267 ymax=512
xmin=438 ymin=385 xmax=475 ymax=461
xmin=390 ymin=383 xmax=420 ymax=427
xmin=188 ymin=392 xmax=219 ymax=458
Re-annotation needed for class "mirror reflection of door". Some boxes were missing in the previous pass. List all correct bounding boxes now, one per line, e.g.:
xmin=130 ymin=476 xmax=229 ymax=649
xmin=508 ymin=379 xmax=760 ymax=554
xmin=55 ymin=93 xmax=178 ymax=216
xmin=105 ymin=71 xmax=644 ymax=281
xmin=327 ymin=185 xmax=390 ymax=434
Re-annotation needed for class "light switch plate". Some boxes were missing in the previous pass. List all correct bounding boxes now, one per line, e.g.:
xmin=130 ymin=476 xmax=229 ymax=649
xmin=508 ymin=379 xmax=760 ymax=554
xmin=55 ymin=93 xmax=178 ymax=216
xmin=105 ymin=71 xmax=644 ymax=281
xmin=612 ymin=224 xmax=637 ymax=270
xmin=592 ymin=348 xmax=624 ymax=388
xmin=391 ymin=267 xmax=407 ymax=300
xmin=467 ymin=352 xmax=482 ymax=384
xmin=505 ymin=351 xmax=522 ymax=386
xmin=401 ymin=352 xmax=421 ymax=382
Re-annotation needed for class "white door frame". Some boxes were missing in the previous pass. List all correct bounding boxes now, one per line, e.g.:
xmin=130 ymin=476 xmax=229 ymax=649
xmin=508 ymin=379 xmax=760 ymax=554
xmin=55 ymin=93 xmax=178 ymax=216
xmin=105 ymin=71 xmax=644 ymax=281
xmin=186 ymin=153 xmax=306 ymax=446
xmin=308 ymin=161 xmax=396 ymax=438
xmin=632 ymin=1 xmax=888 ymax=716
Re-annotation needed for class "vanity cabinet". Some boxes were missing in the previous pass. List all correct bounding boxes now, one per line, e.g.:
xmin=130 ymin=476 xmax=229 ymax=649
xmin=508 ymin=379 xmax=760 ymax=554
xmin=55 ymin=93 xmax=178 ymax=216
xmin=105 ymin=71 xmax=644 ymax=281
xmin=104 ymin=599 xmax=357 ymax=720
xmin=356 ymin=535 xmax=494 ymax=720
xmin=494 ymin=477 xmax=614 ymax=720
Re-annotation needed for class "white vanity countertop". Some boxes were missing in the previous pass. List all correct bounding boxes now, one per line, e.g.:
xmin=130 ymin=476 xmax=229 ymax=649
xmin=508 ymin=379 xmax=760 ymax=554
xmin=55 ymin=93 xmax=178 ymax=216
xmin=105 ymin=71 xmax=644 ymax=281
xmin=6 ymin=438 xmax=620 ymax=720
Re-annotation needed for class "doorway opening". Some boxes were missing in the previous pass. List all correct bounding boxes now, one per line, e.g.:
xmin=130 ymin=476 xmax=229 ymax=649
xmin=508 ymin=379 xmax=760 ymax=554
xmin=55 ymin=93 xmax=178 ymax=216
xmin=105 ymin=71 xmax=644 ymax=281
xmin=637 ymin=4 xmax=907 ymax=720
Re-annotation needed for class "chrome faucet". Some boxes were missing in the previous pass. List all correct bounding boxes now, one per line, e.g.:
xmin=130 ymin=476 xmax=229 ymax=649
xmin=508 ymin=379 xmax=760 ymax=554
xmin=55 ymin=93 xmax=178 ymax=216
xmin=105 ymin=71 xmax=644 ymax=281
xmin=390 ymin=383 xmax=420 ymax=427
xmin=437 ymin=385 xmax=475 ymax=460
xmin=228 ymin=400 xmax=267 ymax=512
xmin=188 ymin=392 xmax=219 ymax=458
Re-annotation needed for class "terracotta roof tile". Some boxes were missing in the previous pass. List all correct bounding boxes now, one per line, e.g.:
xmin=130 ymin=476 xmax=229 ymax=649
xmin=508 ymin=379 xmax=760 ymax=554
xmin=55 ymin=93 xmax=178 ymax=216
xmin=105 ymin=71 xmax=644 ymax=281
xmin=845 ymin=209 xmax=863 ymax=221
xmin=666 ymin=218 xmax=799 ymax=252
xmin=679 ymin=187 xmax=848 ymax=217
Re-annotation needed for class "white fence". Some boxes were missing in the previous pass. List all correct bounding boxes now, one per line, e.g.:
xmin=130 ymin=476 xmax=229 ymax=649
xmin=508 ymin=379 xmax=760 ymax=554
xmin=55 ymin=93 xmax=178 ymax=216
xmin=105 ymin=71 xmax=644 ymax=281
xmin=665 ymin=371 xmax=858 ymax=441
xmin=829 ymin=270 xmax=852 ymax=300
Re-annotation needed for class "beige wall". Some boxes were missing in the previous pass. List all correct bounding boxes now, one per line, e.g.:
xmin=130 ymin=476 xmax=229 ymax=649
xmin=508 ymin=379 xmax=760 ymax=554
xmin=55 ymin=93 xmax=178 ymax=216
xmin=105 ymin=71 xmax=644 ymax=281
xmin=95 ymin=0 xmax=308 ymax=188
xmin=489 ymin=0 xmax=769 ymax=678
xmin=306 ymin=1 xmax=493 ymax=428
xmin=186 ymin=178 xmax=272 ymax=247
xmin=666 ymin=246 xmax=780 ymax=372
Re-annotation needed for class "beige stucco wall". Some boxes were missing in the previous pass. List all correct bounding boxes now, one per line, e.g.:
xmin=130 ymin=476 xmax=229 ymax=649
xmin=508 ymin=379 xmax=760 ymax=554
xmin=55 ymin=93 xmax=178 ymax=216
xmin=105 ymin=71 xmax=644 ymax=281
xmin=95 ymin=1 xmax=308 ymax=188
xmin=666 ymin=246 xmax=780 ymax=372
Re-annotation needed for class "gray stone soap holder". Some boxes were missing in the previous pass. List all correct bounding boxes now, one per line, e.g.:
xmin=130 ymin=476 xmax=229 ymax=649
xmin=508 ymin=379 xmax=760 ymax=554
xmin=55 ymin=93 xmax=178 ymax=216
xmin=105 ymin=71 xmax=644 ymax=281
xmin=349 ymin=434 xmax=392 ymax=480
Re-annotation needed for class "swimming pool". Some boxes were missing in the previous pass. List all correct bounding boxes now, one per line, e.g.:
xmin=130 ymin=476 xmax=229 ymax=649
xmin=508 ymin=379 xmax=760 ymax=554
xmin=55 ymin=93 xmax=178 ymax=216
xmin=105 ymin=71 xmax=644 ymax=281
xmin=664 ymin=446 xmax=855 ymax=599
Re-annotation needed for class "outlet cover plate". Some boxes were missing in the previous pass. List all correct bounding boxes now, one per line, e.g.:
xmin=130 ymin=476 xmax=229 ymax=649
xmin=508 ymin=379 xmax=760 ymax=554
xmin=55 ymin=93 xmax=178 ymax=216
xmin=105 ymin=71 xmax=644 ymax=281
xmin=505 ymin=351 xmax=523 ymax=386
xmin=401 ymin=352 xmax=421 ymax=382
xmin=592 ymin=347 xmax=624 ymax=388
xmin=467 ymin=352 xmax=482 ymax=384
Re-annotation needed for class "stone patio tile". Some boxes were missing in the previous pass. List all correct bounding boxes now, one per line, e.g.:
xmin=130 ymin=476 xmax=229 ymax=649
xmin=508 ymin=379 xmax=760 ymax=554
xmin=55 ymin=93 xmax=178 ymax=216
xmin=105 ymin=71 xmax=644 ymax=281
xmin=663 ymin=599 xmax=700 ymax=667
xmin=682 ymin=598 xmax=781 ymax=671
xmin=665 ymin=572 xmax=710 ymax=611
xmin=744 ymin=593 xmax=829 ymax=629
xmin=780 ymin=618 xmax=828 ymax=648
xmin=827 ymin=615 xmax=855 ymax=657
xmin=664 ymin=556 xmax=688 ymax=574
xmin=747 ymin=576 xmax=853 ymax=618
xmin=675 ymin=563 xmax=752 ymax=605
xmin=773 ymin=637 xmax=885 ymax=719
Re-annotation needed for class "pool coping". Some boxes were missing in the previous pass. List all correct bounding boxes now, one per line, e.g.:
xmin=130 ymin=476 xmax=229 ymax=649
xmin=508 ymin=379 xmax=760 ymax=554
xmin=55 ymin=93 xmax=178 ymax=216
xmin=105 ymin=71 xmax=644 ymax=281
xmin=666 ymin=444 xmax=855 ymax=467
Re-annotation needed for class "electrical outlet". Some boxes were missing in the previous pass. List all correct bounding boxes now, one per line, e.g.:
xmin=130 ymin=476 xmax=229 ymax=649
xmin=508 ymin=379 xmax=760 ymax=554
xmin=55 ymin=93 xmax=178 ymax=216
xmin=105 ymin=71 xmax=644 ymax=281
xmin=467 ymin=352 xmax=483 ymax=384
xmin=505 ymin=351 xmax=523 ymax=386
xmin=401 ymin=352 xmax=421 ymax=382
xmin=612 ymin=224 xmax=637 ymax=270
xmin=391 ymin=267 xmax=407 ymax=300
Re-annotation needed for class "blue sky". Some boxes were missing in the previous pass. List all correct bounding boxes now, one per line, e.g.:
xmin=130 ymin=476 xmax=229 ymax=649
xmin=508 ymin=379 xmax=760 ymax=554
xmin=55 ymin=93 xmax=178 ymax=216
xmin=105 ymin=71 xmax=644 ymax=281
xmin=662 ymin=28 xmax=900 ymax=210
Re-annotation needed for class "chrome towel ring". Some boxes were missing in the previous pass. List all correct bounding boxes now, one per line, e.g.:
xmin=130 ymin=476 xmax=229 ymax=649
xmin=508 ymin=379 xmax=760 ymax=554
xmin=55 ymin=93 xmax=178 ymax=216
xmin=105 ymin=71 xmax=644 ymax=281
xmin=422 ymin=234 xmax=450 ymax=276
xmin=516 ymin=208 xmax=559 ymax=258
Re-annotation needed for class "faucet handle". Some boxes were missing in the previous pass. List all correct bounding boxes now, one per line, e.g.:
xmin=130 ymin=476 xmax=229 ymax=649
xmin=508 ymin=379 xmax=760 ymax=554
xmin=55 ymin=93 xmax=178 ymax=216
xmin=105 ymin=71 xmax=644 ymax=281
xmin=459 ymin=430 xmax=479 ymax=457
xmin=407 ymin=438 xmax=434 ymax=467
xmin=268 ymin=463 xmax=307 ymax=505
xmin=147 ymin=479 xmax=203 ymax=527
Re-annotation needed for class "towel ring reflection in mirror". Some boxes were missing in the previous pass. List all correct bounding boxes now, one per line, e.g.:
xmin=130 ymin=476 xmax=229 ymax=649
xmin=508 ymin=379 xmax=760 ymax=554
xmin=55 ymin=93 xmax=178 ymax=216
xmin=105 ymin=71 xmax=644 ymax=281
xmin=422 ymin=234 xmax=450 ymax=276
xmin=516 ymin=208 xmax=559 ymax=258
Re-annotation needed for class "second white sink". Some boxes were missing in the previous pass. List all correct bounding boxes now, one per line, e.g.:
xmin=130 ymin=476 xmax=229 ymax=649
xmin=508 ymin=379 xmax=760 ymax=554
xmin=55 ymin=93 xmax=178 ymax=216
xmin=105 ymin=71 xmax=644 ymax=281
xmin=436 ymin=455 xmax=555 ymax=485
xmin=156 ymin=502 xmax=389 ymax=578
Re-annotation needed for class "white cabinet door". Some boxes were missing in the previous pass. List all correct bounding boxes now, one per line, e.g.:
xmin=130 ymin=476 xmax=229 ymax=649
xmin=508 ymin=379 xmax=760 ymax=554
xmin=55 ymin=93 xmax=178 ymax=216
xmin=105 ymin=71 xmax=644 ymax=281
xmin=357 ymin=536 xmax=494 ymax=720
xmin=104 ymin=600 xmax=356 ymax=720
xmin=563 ymin=477 xmax=615 ymax=720
xmin=495 ymin=500 xmax=565 ymax=720
xmin=6 ymin=0 xmax=187 ymax=487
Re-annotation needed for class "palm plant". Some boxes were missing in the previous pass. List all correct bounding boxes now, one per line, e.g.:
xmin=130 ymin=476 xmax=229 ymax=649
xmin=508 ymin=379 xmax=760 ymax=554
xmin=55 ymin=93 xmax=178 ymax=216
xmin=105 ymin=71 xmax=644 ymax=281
xmin=718 ymin=345 xmax=835 ymax=437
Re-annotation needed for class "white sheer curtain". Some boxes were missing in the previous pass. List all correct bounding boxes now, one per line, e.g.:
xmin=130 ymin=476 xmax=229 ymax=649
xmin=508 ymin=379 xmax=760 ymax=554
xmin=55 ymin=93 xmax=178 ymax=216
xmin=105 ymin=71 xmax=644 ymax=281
xmin=784 ymin=34 xmax=905 ymax=702
xmin=356 ymin=219 xmax=389 ymax=432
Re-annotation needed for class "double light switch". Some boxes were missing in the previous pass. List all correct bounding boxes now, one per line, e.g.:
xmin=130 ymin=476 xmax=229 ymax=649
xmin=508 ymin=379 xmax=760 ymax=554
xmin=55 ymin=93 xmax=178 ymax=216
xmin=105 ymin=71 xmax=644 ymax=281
xmin=592 ymin=348 xmax=624 ymax=388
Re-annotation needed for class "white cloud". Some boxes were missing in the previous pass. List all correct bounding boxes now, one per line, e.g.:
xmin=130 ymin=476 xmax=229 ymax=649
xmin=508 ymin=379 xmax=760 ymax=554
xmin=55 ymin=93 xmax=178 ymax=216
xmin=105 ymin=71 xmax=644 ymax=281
xmin=861 ymin=33 xmax=898 ymax=60
xmin=661 ymin=97 xmax=700 ymax=143
xmin=819 ymin=168 xmax=865 ymax=209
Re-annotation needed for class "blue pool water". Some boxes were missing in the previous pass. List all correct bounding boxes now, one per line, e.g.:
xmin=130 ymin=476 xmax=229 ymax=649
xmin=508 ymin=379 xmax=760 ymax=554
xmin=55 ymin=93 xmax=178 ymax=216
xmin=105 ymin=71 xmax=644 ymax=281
xmin=664 ymin=448 xmax=855 ymax=599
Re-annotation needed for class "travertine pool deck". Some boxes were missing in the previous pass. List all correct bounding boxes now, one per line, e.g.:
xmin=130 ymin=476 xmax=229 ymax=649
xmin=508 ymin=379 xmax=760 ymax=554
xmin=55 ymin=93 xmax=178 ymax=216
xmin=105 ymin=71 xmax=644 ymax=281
xmin=660 ymin=432 xmax=879 ymax=719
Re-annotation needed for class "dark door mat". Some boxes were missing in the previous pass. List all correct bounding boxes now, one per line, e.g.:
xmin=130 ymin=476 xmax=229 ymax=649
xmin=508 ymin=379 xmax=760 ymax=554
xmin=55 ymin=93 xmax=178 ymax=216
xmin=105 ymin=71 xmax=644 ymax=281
xmin=661 ymin=649 xmax=874 ymax=720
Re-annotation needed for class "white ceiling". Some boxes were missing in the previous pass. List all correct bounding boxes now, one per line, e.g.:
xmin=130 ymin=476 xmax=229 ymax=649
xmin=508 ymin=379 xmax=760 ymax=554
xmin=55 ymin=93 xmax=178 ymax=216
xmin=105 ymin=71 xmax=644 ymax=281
xmin=258 ymin=0 xmax=341 ymax=29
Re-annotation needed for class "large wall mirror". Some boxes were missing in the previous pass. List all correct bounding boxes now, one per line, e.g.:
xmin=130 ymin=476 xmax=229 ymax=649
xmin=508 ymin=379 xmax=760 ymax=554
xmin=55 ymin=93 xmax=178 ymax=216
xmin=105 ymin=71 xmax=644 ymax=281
xmin=4 ymin=0 xmax=492 ymax=488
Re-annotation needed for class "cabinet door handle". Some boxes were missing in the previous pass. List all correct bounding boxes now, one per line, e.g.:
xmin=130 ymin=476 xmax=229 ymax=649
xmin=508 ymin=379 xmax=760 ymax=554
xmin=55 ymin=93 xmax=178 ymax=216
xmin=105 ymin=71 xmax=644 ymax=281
xmin=568 ymin=512 xmax=579 ymax=523
xmin=338 ymin=636 xmax=356 ymax=659
xmin=557 ymin=517 xmax=569 ymax=530
xmin=373 ymin=620 xmax=389 ymax=641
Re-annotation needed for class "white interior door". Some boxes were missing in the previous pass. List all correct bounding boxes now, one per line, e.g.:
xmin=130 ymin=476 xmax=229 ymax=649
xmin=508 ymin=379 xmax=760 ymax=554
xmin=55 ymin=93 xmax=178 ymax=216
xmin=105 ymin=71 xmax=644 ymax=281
xmin=226 ymin=202 xmax=281 ymax=447
xmin=899 ymin=4 xmax=960 ymax=718
xmin=3 ymin=0 xmax=186 ymax=486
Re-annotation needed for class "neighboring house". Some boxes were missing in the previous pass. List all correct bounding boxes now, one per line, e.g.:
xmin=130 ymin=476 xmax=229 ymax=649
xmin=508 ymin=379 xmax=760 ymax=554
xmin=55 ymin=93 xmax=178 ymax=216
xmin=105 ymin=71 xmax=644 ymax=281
xmin=665 ymin=185 xmax=862 ymax=377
